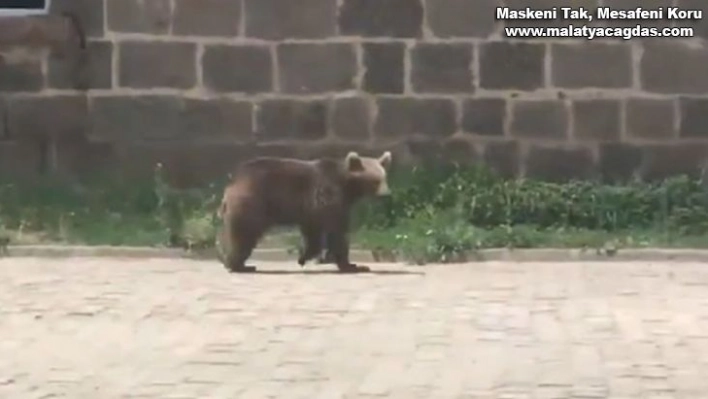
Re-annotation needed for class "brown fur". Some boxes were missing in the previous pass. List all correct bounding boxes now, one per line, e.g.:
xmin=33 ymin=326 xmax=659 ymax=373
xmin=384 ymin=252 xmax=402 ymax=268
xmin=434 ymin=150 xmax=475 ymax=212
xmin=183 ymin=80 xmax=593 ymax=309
xmin=217 ymin=151 xmax=392 ymax=273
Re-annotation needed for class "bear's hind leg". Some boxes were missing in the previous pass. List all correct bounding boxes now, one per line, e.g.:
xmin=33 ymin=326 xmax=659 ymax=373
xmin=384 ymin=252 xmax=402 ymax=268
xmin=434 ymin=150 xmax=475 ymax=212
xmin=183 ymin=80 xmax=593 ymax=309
xmin=223 ymin=214 xmax=263 ymax=273
xmin=298 ymin=225 xmax=323 ymax=266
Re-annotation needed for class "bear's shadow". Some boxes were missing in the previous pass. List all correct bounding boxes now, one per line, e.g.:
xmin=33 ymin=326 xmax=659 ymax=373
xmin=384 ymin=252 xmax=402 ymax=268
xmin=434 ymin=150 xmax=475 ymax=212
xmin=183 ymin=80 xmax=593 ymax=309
xmin=238 ymin=268 xmax=425 ymax=276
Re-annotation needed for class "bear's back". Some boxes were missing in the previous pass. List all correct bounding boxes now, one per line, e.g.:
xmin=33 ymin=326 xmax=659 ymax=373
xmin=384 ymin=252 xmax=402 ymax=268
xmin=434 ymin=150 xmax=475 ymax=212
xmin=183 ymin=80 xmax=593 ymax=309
xmin=230 ymin=157 xmax=345 ymax=225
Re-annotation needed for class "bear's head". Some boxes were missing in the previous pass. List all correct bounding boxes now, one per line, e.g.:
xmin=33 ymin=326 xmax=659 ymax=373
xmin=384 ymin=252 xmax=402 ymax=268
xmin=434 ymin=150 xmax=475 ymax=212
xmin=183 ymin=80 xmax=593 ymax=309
xmin=343 ymin=151 xmax=393 ymax=198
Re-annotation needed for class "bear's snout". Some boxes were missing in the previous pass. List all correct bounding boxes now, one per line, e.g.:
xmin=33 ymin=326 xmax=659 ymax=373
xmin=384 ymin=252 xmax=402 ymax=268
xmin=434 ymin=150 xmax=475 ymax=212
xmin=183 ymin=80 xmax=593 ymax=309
xmin=377 ymin=181 xmax=391 ymax=196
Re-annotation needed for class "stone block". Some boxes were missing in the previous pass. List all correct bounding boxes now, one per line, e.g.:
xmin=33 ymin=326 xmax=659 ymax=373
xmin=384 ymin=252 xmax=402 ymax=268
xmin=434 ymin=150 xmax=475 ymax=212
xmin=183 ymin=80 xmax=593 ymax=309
xmin=483 ymin=141 xmax=520 ymax=178
xmin=181 ymin=99 xmax=253 ymax=141
xmin=7 ymin=95 xmax=88 ymax=140
xmin=0 ymin=57 xmax=43 ymax=92
xmin=331 ymin=97 xmax=372 ymax=141
xmin=362 ymin=42 xmax=405 ymax=94
xmin=525 ymin=146 xmax=596 ymax=182
xmin=479 ymin=42 xmax=544 ymax=90
xmin=90 ymin=96 xmax=183 ymax=141
xmin=0 ymin=16 xmax=75 ymax=49
xmin=504 ymin=0 xmax=600 ymax=28
xmin=552 ymin=43 xmax=632 ymax=89
xmin=679 ymin=98 xmax=708 ymax=139
xmin=0 ymin=141 xmax=43 ymax=178
xmin=173 ymin=0 xmax=240 ymax=36
xmin=255 ymin=99 xmax=327 ymax=141
xmin=91 ymin=96 xmax=252 ymax=142
xmin=374 ymin=98 xmax=456 ymax=139
xmin=277 ymin=43 xmax=356 ymax=94
xmin=572 ymin=100 xmax=621 ymax=141
xmin=411 ymin=43 xmax=473 ymax=93
xmin=442 ymin=138 xmax=479 ymax=164
xmin=54 ymin=139 xmax=116 ymax=179
xmin=675 ymin=0 xmax=708 ymax=39
xmin=626 ymin=98 xmax=675 ymax=140
xmin=510 ymin=100 xmax=568 ymax=139
xmin=640 ymin=144 xmax=708 ymax=181
xmin=404 ymin=138 xmax=442 ymax=163
xmin=599 ymin=143 xmax=642 ymax=183
xmin=641 ymin=42 xmax=708 ymax=94
xmin=50 ymin=0 xmax=106 ymax=37
xmin=107 ymin=0 xmax=171 ymax=34
xmin=118 ymin=41 xmax=196 ymax=89
xmin=339 ymin=0 xmax=423 ymax=38
xmin=425 ymin=0 xmax=497 ymax=38
xmin=202 ymin=45 xmax=272 ymax=93
xmin=114 ymin=143 xmax=251 ymax=188
xmin=461 ymin=98 xmax=505 ymax=136
xmin=244 ymin=0 xmax=336 ymax=39
xmin=48 ymin=40 xmax=112 ymax=89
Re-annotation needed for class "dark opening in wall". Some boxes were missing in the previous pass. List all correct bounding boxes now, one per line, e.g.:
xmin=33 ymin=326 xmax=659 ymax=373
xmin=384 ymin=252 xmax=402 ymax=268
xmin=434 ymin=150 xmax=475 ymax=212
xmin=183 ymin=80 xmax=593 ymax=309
xmin=0 ymin=0 xmax=46 ymax=9
xmin=0 ymin=0 xmax=49 ymax=15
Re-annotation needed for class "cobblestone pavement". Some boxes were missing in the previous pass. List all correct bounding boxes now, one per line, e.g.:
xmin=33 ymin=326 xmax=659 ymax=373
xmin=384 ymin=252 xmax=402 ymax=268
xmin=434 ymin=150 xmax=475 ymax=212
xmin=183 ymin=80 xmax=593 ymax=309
xmin=1 ymin=258 xmax=708 ymax=398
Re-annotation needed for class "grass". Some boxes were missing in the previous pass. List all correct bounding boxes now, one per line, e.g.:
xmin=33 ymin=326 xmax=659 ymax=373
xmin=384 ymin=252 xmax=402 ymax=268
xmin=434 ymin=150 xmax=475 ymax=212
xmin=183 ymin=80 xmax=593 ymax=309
xmin=2 ymin=163 xmax=708 ymax=264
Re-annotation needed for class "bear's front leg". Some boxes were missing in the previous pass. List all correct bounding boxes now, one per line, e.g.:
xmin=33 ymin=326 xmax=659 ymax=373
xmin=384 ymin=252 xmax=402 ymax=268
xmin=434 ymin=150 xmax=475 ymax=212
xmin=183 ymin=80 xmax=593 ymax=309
xmin=328 ymin=231 xmax=370 ymax=273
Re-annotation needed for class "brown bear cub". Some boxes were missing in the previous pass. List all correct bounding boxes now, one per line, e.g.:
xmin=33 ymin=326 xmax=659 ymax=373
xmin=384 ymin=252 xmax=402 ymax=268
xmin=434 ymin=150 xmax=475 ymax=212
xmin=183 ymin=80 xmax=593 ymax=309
xmin=216 ymin=151 xmax=393 ymax=273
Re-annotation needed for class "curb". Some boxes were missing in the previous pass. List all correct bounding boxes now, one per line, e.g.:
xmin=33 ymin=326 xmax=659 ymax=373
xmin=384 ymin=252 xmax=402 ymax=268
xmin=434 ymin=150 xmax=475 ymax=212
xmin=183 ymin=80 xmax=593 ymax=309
xmin=0 ymin=245 xmax=378 ymax=263
xmin=4 ymin=245 xmax=708 ymax=263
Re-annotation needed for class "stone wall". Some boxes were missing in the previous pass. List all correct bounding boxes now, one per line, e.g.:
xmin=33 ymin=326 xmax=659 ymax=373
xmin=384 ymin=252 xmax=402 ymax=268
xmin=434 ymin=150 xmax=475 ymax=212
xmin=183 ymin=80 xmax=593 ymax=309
xmin=1 ymin=0 xmax=708 ymax=186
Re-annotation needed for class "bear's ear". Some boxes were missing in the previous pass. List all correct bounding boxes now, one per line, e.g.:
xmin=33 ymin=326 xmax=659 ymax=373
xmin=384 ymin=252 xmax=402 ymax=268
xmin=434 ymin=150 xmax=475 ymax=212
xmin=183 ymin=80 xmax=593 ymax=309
xmin=345 ymin=151 xmax=364 ymax=171
xmin=378 ymin=151 xmax=392 ymax=168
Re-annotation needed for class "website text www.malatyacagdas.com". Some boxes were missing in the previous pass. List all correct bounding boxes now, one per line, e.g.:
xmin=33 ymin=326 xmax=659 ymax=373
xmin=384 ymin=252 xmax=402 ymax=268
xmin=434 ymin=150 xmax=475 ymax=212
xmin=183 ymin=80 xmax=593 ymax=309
xmin=504 ymin=25 xmax=694 ymax=40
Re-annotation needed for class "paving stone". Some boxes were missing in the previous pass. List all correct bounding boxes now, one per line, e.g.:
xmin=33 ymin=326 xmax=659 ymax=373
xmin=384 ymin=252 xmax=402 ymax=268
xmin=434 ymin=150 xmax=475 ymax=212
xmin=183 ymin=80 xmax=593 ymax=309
xmin=2 ymin=259 xmax=707 ymax=397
